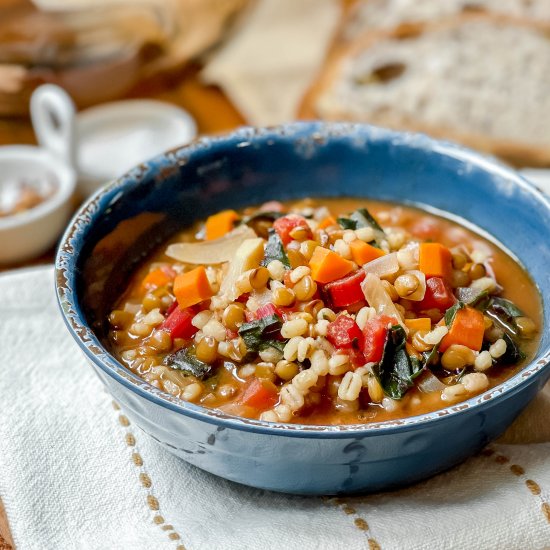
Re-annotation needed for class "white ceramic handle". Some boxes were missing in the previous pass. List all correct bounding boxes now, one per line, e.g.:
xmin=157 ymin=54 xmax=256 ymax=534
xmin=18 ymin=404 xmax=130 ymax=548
xmin=30 ymin=84 xmax=76 ymax=168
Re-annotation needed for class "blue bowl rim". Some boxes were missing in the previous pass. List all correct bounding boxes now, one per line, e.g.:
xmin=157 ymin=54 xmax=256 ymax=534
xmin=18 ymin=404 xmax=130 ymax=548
xmin=54 ymin=121 xmax=550 ymax=439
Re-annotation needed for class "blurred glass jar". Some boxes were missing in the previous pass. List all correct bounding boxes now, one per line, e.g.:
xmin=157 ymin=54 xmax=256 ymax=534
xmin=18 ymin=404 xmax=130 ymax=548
xmin=0 ymin=0 xmax=249 ymax=116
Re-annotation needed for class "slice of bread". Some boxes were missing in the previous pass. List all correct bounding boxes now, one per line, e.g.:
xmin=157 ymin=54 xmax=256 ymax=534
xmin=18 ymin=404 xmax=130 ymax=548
xmin=341 ymin=0 xmax=550 ymax=42
xmin=301 ymin=14 xmax=550 ymax=166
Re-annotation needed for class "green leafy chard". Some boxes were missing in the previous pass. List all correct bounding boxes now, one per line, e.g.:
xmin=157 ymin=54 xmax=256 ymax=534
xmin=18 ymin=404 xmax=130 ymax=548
xmin=350 ymin=208 xmax=384 ymax=232
xmin=338 ymin=207 xmax=384 ymax=235
xmin=238 ymin=314 xmax=287 ymax=353
xmin=500 ymin=333 xmax=525 ymax=364
xmin=373 ymin=325 xmax=417 ymax=399
xmin=409 ymin=342 xmax=440 ymax=381
xmin=261 ymin=229 xmax=290 ymax=268
xmin=455 ymin=288 xmax=490 ymax=309
xmin=337 ymin=217 xmax=358 ymax=230
xmin=483 ymin=296 xmax=524 ymax=338
xmin=489 ymin=297 xmax=524 ymax=320
xmin=444 ymin=301 xmax=465 ymax=327
xmin=164 ymin=348 xmax=212 ymax=379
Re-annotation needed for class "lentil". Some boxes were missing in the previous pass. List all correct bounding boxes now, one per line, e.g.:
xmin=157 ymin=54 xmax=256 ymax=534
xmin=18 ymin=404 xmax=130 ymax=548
xmin=515 ymin=316 xmax=536 ymax=337
xmin=394 ymin=273 xmax=420 ymax=298
xmin=293 ymin=275 xmax=317 ymax=301
xmin=273 ymin=286 xmax=295 ymax=306
xmin=195 ymin=337 xmax=218 ymax=364
xmin=275 ymin=360 xmax=299 ymax=381
xmin=222 ymin=303 xmax=245 ymax=331
xmin=441 ymin=344 xmax=475 ymax=370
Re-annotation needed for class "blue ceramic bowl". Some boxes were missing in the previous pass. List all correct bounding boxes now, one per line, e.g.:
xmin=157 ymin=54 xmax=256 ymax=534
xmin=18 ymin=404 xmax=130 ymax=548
xmin=55 ymin=122 xmax=550 ymax=495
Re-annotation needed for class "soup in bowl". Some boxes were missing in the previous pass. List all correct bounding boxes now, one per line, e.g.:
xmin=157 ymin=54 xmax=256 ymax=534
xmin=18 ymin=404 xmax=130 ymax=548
xmin=55 ymin=122 xmax=550 ymax=494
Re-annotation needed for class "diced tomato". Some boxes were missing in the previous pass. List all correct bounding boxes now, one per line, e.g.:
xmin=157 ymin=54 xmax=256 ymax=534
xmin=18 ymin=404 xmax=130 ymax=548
xmin=362 ymin=315 xmax=396 ymax=363
xmin=324 ymin=269 xmax=366 ymax=308
xmin=347 ymin=347 xmax=366 ymax=369
xmin=417 ymin=277 xmax=456 ymax=312
xmin=241 ymin=378 xmax=279 ymax=410
xmin=226 ymin=328 xmax=238 ymax=340
xmin=327 ymin=315 xmax=363 ymax=350
xmin=165 ymin=300 xmax=178 ymax=317
xmin=273 ymin=214 xmax=312 ymax=245
xmin=159 ymin=305 xmax=198 ymax=340
xmin=346 ymin=300 xmax=367 ymax=314
xmin=409 ymin=217 xmax=442 ymax=240
xmin=256 ymin=302 xmax=285 ymax=319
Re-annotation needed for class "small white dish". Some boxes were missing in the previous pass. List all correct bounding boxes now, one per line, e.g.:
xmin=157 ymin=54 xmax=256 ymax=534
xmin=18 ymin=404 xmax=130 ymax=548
xmin=0 ymin=145 xmax=76 ymax=264
xmin=31 ymin=85 xmax=197 ymax=196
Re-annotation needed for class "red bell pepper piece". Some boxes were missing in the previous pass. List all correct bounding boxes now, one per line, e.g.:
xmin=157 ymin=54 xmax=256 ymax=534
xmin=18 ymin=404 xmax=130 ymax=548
xmin=362 ymin=315 xmax=396 ymax=363
xmin=273 ymin=214 xmax=312 ymax=245
xmin=327 ymin=315 xmax=363 ymax=350
xmin=165 ymin=300 xmax=178 ymax=317
xmin=347 ymin=347 xmax=367 ymax=369
xmin=160 ymin=305 xmax=198 ymax=340
xmin=324 ymin=269 xmax=366 ymax=308
xmin=256 ymin=303 xmax=285 ymax=319
xmin=245 ymin=303 xmax=286 ymax=322
xmin=417 ymin=276 xmax=456 ymax=312
xmin=241 ymin=378 xmax=279 ymax=410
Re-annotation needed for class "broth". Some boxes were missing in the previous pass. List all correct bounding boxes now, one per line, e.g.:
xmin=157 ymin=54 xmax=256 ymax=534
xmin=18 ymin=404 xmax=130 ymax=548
xmin=107 ymin=198 xmax=541 ymax=425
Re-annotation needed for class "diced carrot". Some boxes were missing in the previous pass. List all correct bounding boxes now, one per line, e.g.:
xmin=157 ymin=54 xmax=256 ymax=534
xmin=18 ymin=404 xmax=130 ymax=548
xmin=141 ymin=267 xmax=172 ymax=291
xmin=309 ymin=246 xmax=355 ymax=284
xmin=318 ymin=215 xmax=337 ymax=229
xmin=349 ymin=240 xmax=386 ymax=265
xmin=439 ymin=307 xmax=485 ymax=352
xmin=241 ymin=378 xmax=279 ymax=410
xmin=205 ymin=209 xmax=239 ymax=240
xmin=173 ymin=266 xmax=213 ymax=309
xmin=404 ymin=317 xmax=432 ymax=332
xmin=418 ymin=243 xmax=452 ymax=280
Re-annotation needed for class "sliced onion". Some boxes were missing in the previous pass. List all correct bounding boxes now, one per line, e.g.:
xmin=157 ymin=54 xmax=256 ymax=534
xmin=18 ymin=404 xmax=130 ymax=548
xmin=165 ymin=225 xmax=257 ymax=264
xmin=363 ymin=252 xmax=399 ymax=278
xmin=220 ymin=237 xmax=265 ymax=301
xmin=361 ymin=272 xmax=406 ymax=329
xmin=404 ymin=270 xmax=426 ymax=301
xmin=416 ymin=371 xmax=446 ymax=393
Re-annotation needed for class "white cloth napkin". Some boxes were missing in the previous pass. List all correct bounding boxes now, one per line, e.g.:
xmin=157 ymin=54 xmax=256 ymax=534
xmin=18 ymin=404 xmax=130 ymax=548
xmin=202 ymin=0 xmax=340 ymax=126
xmin=0 ymin=266 xmax=549 ymax=550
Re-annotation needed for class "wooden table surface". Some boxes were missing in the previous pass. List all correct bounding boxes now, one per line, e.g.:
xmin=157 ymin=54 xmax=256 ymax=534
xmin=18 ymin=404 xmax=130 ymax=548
xmin=0 ymin=62 xmax=244 ymax=549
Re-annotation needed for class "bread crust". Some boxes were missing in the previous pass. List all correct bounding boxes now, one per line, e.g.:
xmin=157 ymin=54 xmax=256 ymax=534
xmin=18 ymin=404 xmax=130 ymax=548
xmin=299 ymin=13 xmax=550 ymax=167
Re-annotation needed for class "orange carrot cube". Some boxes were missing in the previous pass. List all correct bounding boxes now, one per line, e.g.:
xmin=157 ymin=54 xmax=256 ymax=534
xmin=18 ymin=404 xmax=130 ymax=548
xmin=349 ymin=240 xmax=386 ymax=266
xmin=419 ymin=243 xmax=452 ymax=279
xmin=309 ymin=246 xmax=355 ymax=284
xmin=318 ymin=215 xmax=337 ymax=229
xmin=439 ymin=307 xmax=485 ymax=352
xmin=205 ymin=210 xmax=239 ymax=240
xmin=173 ymin=266 xmax=213 ymax=309
xmin=404 ymin=317 xmax=432 ymax=333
